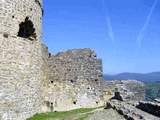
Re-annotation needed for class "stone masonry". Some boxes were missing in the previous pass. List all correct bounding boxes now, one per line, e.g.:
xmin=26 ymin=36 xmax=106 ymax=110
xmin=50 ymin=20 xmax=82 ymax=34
xmin=42 ymin=49 xmax=104 ymax=112
xmin=0 ymin=0 xmax=45 ymax=120
xmin=0 ymin=0 xmax=105 ymax=119
xmin=0 ymin=0 xmax=43 ymax=40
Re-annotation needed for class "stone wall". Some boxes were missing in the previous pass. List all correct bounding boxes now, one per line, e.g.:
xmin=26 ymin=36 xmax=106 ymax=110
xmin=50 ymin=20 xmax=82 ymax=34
xmin=0 ymin=0 xmax=44 ymax=119
xmin=0 ymin=34 xmax=48 ymax=120
xmin=49 ymin=49 xmax=102 ymax=87
xmin=43 ymin=49 xmax=104 ymax=111
xmin=0 ymin=0 xmax=42 ymax=40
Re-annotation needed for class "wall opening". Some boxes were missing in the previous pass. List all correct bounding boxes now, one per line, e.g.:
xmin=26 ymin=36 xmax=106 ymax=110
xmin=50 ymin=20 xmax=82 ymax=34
xmin=3 ymin=33 xmax=9 ymax=38
xmin=50 ymin=102 xmax=54 ymax=111
xmin=49 ymin=53 xmax=52 ymax=58
xmin=70 ymin=80 xmax=74 ymax=83
xmin=73 ymin=101 xmax=77 ymax=105
xmin=18 ymin=17 xmax=36 ymax=39
xmin=95 ymin=79 xmax=98 ymax=82
xmin=50 ymin=80 xmax=54 ymax=84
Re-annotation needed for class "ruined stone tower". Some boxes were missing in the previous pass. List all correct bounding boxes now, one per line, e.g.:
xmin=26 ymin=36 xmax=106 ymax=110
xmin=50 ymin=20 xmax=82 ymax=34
xmin=0 ymin=0 xmax=116 ymax=119
xmin=0 ymin=0 xmax=46 ymax=120
xmin=0 ymin=1 xmax=149 ymax=120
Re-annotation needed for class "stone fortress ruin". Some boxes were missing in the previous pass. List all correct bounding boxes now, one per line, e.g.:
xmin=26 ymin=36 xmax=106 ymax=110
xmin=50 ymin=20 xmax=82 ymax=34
xmin=0 ymin=0 xmax=153 ymax=120
xmin=0 ymin=0 xmax=106 ymax=119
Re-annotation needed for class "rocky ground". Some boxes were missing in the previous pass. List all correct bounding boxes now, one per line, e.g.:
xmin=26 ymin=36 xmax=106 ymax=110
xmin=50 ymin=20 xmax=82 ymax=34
xmin=88 ymin=108 xmax=125 ymax=120
xmin=88 ymin=100 xmax=160 ymax=120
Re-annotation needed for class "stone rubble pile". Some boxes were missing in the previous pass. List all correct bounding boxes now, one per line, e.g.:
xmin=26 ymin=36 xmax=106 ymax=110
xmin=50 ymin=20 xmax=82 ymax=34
xmin=106 ymin=100 xmax=160 ymax=120
xmin=136 ymin=101 xmax=160 ymax=117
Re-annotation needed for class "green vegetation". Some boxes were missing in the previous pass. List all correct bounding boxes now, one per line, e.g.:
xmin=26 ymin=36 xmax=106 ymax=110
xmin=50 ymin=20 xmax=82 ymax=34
xmin=145 ymin=82 xmax=160 ymax=100
xmin=27 ymin=108 xmax=96 ymax=120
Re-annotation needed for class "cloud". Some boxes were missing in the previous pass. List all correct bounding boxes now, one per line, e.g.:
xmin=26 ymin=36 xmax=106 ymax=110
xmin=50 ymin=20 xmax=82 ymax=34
xmin=137 ymin=0 xmax=158 ymax=48
xmin=102 ymin=0 xmax=115 ymax=42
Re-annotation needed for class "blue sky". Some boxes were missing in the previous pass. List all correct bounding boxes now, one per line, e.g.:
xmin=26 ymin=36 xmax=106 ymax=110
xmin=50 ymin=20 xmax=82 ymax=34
xmin=43 ymin=0 xmax=160 ymax=74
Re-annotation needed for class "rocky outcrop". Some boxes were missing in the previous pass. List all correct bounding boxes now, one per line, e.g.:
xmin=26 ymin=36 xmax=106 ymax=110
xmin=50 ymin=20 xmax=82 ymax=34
xmin=102 ymin=80 xmax=145 ymax=101
xmin=155 ymin=99 xmax=160 ymax=103
xmin=106 ymin=100 xmax=160 ymax=120
xmin=89 ymin=108 xmax=126 ymax=120
xmin=136 ymin=101 xmax=160 ymax=117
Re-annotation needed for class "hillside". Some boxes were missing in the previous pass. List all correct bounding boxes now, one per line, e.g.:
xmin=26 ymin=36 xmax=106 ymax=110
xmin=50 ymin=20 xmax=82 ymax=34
xmin=104 ymin=72 xmax=160 ymax=82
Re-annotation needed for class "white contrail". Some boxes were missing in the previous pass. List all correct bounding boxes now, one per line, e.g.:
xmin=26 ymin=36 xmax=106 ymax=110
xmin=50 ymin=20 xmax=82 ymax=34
xmin=137 ymin=0 xmax=158 ymax=48
xmin=105 ymin=14 xmax=115 ymax=42
xmin=102 ymin=0 xmax=115 ymax=42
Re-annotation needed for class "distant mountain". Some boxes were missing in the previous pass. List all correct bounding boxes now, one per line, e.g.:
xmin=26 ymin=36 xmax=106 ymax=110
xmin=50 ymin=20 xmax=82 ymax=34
xmin=104 ymin=72 xmax=160 ymax=83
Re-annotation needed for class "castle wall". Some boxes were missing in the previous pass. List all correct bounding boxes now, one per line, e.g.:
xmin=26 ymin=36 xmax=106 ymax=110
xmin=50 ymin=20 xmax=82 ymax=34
xmin=0 ymin=0 xmax=42 ymax=40
xmin=45 ymin=49 xmax=104 ymax=111
xmin=0 ymin=35 xmax=48 ymax=120
xmin=0 ymin=0 xmax=45 ymax=119
xmin=41 ymin=44 xmax=50 ymax=88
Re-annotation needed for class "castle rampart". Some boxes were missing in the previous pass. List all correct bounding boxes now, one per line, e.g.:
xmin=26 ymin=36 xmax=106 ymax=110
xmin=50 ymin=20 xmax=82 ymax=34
xmin=42 ymin=49 xmax=104 ymax=111
xmin=0 ymin=35 xmax=47 ymax=120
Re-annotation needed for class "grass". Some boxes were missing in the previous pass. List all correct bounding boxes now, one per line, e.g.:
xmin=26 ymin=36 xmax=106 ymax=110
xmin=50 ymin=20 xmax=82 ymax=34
xmin=27 ymin=108 xmax=96 ymax=120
